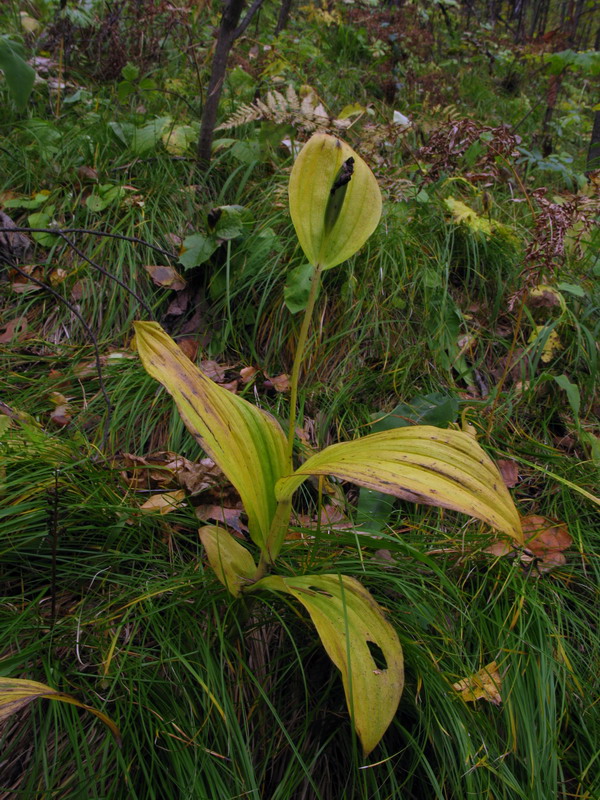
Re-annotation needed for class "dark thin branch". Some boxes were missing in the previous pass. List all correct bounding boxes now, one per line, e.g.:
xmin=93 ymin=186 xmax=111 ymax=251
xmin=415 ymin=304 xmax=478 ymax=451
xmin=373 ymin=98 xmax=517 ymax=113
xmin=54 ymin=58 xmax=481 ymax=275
xmin=235 ymin=0 xmax=266 ymax=38
xmin=0 ymin=226 xmax=178 ymax=261
xmin=4 ymin=258 xmax=113 ymax=450
xmin=56 ymin=231 xmax=154 ymax=319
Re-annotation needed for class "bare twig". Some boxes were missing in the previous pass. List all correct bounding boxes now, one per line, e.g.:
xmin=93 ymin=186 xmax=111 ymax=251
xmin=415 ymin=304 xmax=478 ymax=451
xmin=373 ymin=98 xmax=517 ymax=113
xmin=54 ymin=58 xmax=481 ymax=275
xmin=56 ymin=231 xmax=154 ymax=318
xmin=4 ymin=258 xmax=113 ymax=449
xmin=0 ymin=226 xmax=178 ymax=260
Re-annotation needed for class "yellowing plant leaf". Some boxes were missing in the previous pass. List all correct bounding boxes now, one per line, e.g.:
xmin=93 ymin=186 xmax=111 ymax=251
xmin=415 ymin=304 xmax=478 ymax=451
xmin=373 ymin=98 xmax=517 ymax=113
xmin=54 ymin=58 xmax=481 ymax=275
xmin=452 ymin=661 xmax=502 ymax=705
xmin=20 ymin=12 xmax=40 ymax=32
xmin=140 ymin=490 xmax=186 ymax=514
xmin=444 ymin=197 xmax=493 ymax=236
xmin=252 ymin=573 xmax=403 ymax=756
xmin=199 ymin=525 xmax=256 ymax=597
xmin=162 ymin=124 xmax=197 ymax=155
xmin=133 ymin=322 xmax=288 ymax=548
xmin=288 ymin=133 xmax=382 ymax=270
xmin=0 ymin=678 xmax=121 ymax=743
xmin=528 ymin=325 xmax=562 ymax=363
xmin=276 ymin=426 xmax=523 ymax=543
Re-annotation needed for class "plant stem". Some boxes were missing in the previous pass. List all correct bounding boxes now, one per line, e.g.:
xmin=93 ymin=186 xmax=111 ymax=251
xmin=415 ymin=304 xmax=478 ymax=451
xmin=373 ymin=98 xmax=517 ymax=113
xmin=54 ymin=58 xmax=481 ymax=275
xmin=286 ymin=263 xmax=323 ymax=468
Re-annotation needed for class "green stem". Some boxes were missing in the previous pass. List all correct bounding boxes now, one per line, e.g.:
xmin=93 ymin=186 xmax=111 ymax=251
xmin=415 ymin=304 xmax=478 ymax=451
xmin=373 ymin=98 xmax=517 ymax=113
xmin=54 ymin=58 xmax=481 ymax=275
xmin=286 ymin=262 xmax=323 ymax=468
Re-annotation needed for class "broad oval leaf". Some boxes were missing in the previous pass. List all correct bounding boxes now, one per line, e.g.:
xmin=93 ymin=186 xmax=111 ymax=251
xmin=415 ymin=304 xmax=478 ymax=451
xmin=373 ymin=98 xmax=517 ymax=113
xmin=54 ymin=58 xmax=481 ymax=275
xmin=0 ymin=678 xmax=121 ymax=744
xmin=276 ymin=426 xmax=523 ymax=543
xmin=134 ymin=322 xmax=288 ymax=548
xmin=288 ymin=133 xmax=382 ymax=270
xmin=199 ymin=525 xmax=256 ymax=597
xmin=251 ymin=573 xmax=403 ymax=756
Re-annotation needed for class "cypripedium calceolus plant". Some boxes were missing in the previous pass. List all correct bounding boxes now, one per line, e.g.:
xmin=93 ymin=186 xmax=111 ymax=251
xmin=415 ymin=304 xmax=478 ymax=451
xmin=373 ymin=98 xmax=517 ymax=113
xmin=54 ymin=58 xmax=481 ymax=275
xmin=133 ymin=133 xmax=524 ymax=756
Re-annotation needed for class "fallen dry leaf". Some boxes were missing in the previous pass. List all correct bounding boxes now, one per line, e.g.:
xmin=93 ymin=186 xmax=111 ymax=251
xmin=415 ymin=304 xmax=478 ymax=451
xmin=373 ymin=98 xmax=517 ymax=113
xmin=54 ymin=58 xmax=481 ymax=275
xmin=76 ymin=165 xmax=98 ymax=183
xmin=122 ymin=452 xmax=224 ymax=496
xmin=49 ymin=268 xmax=68 ymax=287
xmin=497 ymin=459 xmax=519 ymax=488
xmin=195 ymin=504 xmax=248 ymax=535
xmin=201 ymin=360 xmax=226 ymax=382
xmin=264 ymin=373 xmax=291 ymax=392
xmin=49 ymin=392 xmax=72 ymax=427
xmin=521 ymin=515 xmax=572 ymax=572
xmin=452 ymin=661 xmax=502 ymax=705
xmin=177 ymin=337 xmax=199 ymax=362
xmin=70 ymin=280 xmax=86 ymax=301
xmin=144 ymin=264 xmax=186 ymax=291
xmin=140 ymin=490 xmax=186 ymax=514
xmin=240 ymin=366 xmax=258 ymax=384
xmin=485 ymin=514 xmax=572 ymax=573
xmin=10 ymin=265 xmax=43 ymax=293
xmin=0 ymin=317 xmax=28 ymax=343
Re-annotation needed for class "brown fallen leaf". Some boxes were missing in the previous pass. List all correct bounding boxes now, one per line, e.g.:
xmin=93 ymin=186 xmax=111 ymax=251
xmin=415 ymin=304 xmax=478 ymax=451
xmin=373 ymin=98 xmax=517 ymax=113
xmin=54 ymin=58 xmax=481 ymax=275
xmin=140 ymin=490 xmax=186 ymax=514
xmin=240 ymin=366 xmax=258 ymax=384
xmin=264 ymin=373 xmax=291 ymax=392
xmin=201 ymin=360 xmax=225 ymax=382
xmin=0 ymin=317 xmax=28 ymax=343
xmin=521 ymin=515 xmax=572 ymax=572
xmin=144 ymin=264 xmax=186 ymax=291
xmin=485 ymin=514 xmax=572 ymax=573
xmin=76 ymin=165 xmax=99 ymax=183
xmin=121 ymin=452 xmax=224 ymax=495
xmin=497 ymin=459 xmax=519 ymax=488
xmin=452 ymin=661 xmax=502 ymax=705
xmin=195 ymin=504 xmax=248 ymax=535
xmin=10 ymin=265 xmax=43 ymax=293
xmin=177 ymin=337 xmax=199 ymax=362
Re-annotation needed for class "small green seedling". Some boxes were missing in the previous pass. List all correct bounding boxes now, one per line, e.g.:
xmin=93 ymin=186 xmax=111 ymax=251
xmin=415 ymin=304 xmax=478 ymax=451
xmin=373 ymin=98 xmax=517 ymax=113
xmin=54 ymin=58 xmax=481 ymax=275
xmin=134 ymin=133 xmax=523 ymax=756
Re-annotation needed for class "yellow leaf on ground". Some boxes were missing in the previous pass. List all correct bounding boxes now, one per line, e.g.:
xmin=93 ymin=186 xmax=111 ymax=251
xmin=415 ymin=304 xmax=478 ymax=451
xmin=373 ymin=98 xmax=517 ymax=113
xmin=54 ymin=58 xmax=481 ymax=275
xmin=528 ymin=325 xmax=562 ymax=363
xmin=140 ymin=490 xmax=186 ymax=514
xmin=453 ymin=661 xmax=502 ymax=705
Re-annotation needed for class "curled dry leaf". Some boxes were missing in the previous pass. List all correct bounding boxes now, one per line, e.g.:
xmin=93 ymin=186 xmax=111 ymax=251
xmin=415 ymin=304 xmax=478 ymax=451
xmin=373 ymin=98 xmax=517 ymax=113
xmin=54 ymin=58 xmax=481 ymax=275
xmin=49 ymin=392 xmax=72 ymax=427
xmin=264 ymin=373 xmax=291 ymax=392
xmin=240 ymin=366 xmax=258 ymax=384
xmin=452 ymin=661 xmax=502 ymax=705
xmin=144 ymin=265 xmax=186 ymax=291
xmin=49 ymin=268 xmax=68 ymax=286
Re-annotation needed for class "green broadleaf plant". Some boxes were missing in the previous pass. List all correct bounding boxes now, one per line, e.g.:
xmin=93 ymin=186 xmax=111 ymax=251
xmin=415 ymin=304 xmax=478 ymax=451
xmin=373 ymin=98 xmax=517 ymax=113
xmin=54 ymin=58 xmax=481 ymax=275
xmin=134 ymin=132 xmax=524 ymax=756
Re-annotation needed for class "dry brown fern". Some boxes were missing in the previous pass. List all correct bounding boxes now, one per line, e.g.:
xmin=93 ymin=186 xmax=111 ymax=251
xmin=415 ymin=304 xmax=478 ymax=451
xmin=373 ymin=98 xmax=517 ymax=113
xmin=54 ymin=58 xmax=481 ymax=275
xmin=216 ymin=85 xmax=352 ymax=135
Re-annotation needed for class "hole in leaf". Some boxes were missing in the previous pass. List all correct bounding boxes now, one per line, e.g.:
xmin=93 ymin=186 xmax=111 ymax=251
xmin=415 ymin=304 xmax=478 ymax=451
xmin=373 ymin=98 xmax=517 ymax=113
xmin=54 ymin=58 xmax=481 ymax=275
xmin=367 ymin=640 xmax=387 ymax=671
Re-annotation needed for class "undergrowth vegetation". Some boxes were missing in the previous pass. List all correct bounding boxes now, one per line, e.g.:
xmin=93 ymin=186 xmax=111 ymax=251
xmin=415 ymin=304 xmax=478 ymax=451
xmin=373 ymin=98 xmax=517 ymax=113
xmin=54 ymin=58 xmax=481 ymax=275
xmin=1 ymin=0 xmax=599 ymax=797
